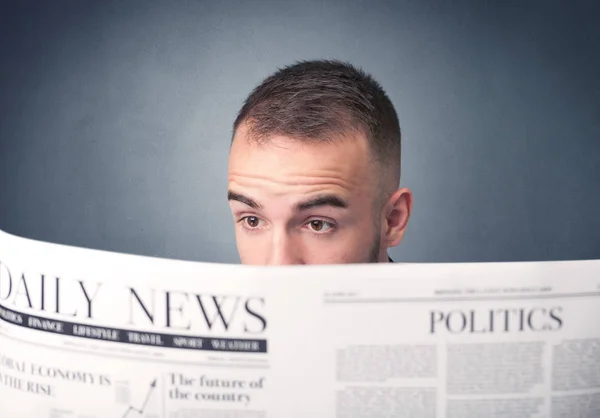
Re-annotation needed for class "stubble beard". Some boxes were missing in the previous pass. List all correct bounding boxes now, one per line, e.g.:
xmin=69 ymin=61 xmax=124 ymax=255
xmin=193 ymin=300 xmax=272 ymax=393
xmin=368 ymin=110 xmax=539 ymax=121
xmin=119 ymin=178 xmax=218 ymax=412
xmin=367 ymin=226 xmax=382 ymax=263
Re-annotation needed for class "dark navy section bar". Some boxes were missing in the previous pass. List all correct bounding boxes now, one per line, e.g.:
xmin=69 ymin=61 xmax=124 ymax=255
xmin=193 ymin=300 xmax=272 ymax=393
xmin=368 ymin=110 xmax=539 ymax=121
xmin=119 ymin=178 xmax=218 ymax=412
xmin=0 ymin=303 xmax=267 ymax=353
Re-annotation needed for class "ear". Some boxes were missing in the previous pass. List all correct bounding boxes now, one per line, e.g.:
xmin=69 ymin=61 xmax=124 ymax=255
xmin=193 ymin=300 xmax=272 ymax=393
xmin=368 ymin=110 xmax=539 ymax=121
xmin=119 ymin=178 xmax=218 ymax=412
xmin=383 ymin=187 xmax=412 ymax=248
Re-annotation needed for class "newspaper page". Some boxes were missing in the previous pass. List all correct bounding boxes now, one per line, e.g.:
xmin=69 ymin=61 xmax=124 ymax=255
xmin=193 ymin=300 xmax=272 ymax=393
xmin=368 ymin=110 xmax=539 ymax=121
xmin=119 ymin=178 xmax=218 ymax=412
xmin=0 ymin=228 xmax=599 ymax=418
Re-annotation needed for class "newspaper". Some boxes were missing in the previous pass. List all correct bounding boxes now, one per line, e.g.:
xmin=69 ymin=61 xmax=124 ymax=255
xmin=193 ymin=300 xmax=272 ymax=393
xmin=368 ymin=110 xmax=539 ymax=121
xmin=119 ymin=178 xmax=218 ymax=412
xmin=0 ymin=228 xmax=599 ymax=418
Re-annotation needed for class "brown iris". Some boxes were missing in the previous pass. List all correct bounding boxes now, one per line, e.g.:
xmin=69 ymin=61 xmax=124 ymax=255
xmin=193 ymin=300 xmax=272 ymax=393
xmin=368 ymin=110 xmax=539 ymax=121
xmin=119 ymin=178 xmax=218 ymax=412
xmin=246 ymin=216 xmax=259 ymax=227
xmin=310 ymin=220 xmax=324 ymax=231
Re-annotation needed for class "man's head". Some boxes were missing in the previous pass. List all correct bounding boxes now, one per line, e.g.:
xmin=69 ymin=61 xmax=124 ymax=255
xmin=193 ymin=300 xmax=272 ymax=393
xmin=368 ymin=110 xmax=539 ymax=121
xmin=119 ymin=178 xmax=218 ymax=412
xmin=227 ymin=59 xmax=412 ymax=265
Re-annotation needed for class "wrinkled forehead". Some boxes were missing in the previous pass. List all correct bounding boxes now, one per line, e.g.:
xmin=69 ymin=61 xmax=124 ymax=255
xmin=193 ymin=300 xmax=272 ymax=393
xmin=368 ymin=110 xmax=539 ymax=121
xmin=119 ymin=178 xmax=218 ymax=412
xmin=228 ymin=130 xmax=378 ymax=202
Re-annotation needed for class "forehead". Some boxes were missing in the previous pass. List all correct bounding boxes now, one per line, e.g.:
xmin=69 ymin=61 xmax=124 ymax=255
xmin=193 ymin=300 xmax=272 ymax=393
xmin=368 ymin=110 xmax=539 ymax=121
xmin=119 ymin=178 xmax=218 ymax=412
xmin=228 ymin=128 xmax=377 ymax=200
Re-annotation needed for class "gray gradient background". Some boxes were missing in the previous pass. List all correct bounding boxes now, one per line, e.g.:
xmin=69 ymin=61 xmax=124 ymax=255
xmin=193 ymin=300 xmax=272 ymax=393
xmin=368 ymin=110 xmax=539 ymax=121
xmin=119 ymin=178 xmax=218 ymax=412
xmin=0 ymin=0 xmax=598 ymax=263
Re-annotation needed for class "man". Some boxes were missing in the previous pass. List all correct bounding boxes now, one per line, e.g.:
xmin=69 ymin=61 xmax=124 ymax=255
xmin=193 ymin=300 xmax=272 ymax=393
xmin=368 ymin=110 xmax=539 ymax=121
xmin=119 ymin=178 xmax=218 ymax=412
xmin=227 ymin=60 xmax=412 ymax=265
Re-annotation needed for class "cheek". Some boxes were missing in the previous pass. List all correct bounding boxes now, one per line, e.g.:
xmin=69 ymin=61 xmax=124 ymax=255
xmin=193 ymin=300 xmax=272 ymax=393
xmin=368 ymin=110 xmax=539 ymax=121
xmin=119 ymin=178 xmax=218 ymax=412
xmin=235 ymin=229 xmax=268 ymax=264
xmin=303 ymin=224 xmax=378 ymax=262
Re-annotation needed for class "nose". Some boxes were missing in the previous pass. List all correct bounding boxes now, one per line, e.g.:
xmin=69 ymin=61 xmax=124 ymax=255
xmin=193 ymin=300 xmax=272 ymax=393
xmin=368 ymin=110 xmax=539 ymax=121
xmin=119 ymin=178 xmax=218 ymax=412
xmin=266 ymin=229 xmax=302 ymax=265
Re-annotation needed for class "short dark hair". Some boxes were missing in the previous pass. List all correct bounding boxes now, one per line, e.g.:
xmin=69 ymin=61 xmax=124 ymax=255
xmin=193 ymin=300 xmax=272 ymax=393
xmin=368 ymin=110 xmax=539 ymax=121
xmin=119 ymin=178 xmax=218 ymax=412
xmin=232 ymin=59 xmax=402 ymax=181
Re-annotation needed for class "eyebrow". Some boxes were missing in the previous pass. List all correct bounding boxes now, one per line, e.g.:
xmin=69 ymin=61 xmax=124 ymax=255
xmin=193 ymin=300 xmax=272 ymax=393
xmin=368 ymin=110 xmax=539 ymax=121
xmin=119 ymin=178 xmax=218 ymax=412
xmin=228 ymin=191 xmax=348 ymax=212
xmin=295 ymin=194 xmax=349 ymax=211
xmin=227 ymin=191 xmax=262 ymax=209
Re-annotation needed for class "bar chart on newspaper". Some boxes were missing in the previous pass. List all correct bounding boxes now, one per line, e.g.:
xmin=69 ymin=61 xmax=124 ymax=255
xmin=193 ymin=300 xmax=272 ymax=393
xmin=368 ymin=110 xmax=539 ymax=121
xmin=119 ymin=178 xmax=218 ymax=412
xmin=1 ymin=228 xmax=599 ymax=417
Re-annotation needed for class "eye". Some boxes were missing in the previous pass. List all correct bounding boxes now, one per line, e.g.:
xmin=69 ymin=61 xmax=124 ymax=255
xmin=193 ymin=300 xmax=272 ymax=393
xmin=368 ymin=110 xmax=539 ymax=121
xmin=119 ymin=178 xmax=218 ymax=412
xmin=306 ymin=219 xmax=334 ymax=233
xmin=240 ymin=216 xmax=262 ymax=229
